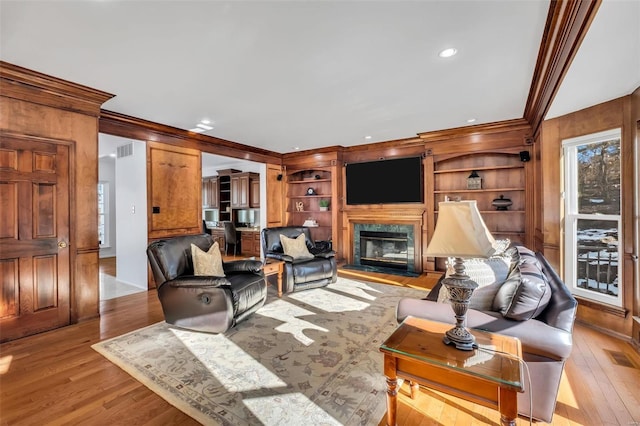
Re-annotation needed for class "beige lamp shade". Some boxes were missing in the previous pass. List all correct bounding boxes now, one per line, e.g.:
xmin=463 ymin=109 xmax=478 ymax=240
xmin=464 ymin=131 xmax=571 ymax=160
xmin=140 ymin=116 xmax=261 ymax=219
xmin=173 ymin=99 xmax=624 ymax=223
xmin=426 ymin=201 xmax=496 ymax=258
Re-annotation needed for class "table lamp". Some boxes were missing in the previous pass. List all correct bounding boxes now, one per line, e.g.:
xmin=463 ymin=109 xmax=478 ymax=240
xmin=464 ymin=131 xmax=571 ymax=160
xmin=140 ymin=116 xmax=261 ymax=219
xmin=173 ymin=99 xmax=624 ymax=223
xmin=426 ymin=200 xmax=496 ymax=350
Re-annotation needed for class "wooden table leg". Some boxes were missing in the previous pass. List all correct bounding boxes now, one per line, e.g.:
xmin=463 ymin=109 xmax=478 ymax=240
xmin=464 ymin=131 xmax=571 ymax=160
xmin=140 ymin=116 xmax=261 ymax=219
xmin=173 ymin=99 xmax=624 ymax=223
xmin=410 ymin=381 xmax=420 ymax=399
xmin=498 ymin=387 xmax=518 ymax=426
xmin=383 ymin=355 xmax=398 ymax=426
xmin=276 ymin=263 xmax=283 ymax=297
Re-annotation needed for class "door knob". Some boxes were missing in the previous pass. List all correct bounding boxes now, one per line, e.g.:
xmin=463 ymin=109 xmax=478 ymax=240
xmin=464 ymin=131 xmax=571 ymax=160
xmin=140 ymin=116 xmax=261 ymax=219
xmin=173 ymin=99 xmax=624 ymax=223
xmin=58 ymin=241 xmax=68 ymax=248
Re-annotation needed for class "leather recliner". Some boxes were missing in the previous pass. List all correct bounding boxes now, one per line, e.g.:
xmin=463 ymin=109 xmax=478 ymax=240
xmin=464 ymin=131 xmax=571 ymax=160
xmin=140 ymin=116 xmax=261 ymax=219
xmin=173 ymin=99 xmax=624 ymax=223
xmin=261 ymin=226 xmax=337 ymax=294
xmin=147 ymin=234 xmax=267 ymax=333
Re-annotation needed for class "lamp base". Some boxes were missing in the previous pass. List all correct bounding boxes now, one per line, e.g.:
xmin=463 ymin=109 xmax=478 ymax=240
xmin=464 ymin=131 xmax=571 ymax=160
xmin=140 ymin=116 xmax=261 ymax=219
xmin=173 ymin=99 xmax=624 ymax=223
xmin=443 ymin=326 xmax=476 ymax=351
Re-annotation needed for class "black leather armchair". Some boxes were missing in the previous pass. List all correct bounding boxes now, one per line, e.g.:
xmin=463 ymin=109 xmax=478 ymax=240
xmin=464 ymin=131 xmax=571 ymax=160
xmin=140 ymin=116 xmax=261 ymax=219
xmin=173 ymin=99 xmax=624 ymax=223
xmin=261 ymin=226 xmax=337 ymax=294
xmin=147 ymin=234 xmax=267 ymax=333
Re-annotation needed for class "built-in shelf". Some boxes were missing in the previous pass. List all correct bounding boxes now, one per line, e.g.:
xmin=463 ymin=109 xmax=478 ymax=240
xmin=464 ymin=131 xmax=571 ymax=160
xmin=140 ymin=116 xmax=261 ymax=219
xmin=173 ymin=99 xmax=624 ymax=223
xmin=288 ymin=178 xmax=332 ymax=184
xmin=434 ymin=165 xmax=524 ymax=174
xmin=285 ymin=168 xmax=334 ymax=243
xmin=434 ymin=188 xmax=524 ymax=194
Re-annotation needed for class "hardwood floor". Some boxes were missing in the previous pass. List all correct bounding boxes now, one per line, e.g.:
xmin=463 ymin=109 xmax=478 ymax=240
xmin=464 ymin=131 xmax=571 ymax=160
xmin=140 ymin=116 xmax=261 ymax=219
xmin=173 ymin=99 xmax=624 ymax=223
xmin=1 ymin=269 xmax=638 ymax=425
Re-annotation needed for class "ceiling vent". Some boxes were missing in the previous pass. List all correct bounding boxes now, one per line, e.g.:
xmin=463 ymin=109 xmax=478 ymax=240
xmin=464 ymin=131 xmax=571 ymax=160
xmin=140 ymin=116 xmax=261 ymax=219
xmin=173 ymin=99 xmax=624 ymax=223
xmin=117 ymin=143 xmax=134 ymax=158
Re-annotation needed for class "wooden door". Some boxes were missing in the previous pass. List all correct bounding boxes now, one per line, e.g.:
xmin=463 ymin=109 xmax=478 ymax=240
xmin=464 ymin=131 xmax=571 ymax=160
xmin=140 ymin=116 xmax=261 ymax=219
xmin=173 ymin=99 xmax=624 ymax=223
xmin=0 ymin=136 xmax=70 ymax=342
xmin=147 ymin=141 xmax=201 ymax=240
xmin=250 ymin=178 xmax=260 ymax=207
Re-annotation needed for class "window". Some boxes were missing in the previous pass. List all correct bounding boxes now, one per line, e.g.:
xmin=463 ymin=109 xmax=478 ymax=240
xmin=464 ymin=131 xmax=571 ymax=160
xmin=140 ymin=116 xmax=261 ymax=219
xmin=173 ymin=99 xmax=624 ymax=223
xmin=563 ymin=129 xmax=621 ymax=306
xmin=98 ymin=182 xmax=109 ymax=248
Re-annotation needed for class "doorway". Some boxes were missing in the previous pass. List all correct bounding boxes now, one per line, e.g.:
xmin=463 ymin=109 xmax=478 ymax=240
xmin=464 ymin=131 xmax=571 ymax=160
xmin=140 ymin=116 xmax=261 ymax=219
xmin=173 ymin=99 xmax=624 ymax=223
xmin=98 ymin=134 xmax=148 ymax=300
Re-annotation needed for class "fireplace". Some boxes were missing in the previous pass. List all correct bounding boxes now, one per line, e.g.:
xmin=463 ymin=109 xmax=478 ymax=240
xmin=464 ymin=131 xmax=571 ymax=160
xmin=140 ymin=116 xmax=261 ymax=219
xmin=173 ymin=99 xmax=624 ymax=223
xmin=352 ymin=223 xmax=416 ymax=274
xmin=360 ymin=231 xmax=409 ymax=270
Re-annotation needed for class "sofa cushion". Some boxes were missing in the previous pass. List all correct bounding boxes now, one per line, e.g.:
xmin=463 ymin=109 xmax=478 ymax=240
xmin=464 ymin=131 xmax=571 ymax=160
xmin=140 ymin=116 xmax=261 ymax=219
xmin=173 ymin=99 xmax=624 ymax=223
xmin=438 ymin=256 xmax=511 ymax=311
xmin=396 ymin=299 xmax=573 ymax=361
xmin=191 ymin=242 xmax=225 ymax=277
xmin=280 ymin=234 xmax=314 ymax=260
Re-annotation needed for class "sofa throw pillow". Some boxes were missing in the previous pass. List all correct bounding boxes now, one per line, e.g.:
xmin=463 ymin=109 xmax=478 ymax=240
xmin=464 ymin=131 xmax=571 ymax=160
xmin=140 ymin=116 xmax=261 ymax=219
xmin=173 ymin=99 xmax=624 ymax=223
xmin=279 ymin=234 xmax=314 ymax=260
xmin=496 ymin=261 xmax=552 ymax=321
xmin=438 ymin=256 xmax=511 ymax=311
xmin=191 ymin=242 xmax=225 ymax=277
xmin=493 ymin=262 xmax=551 ymax=321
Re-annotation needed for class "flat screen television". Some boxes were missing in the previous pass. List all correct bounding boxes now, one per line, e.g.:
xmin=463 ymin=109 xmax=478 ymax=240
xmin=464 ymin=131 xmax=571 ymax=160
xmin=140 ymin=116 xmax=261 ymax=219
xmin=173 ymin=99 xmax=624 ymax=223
xmin=346 ymin=156 xmax=423 ymax=205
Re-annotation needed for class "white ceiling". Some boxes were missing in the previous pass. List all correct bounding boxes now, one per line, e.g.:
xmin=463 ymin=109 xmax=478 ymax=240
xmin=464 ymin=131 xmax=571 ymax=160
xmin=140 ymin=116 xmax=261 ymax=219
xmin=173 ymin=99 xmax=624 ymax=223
xmin=2 ymin=1 xmax=639 ymax=156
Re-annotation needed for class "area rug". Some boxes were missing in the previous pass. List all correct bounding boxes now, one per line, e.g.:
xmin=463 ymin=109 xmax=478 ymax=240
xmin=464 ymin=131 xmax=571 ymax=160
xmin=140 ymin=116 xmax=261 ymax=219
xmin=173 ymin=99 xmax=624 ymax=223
xmin=92 ymin=277 xmax=428 ymax=425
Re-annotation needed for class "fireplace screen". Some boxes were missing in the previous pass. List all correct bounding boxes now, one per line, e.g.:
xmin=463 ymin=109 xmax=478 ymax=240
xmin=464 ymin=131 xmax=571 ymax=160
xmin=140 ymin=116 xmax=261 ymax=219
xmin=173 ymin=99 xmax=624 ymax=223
xmin=360 ymin=231 xmax=409 ymax=270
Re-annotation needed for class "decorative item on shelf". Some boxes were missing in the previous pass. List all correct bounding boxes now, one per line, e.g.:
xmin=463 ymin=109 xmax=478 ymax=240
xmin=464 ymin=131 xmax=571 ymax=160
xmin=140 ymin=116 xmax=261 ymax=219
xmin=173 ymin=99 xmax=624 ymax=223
xmin=295 ymin=201 xmax=304 ymax=212
xmin=302 ymin=218 xmax=318 ymax=227
xmin=425 ymin=200 xmax=496 ymax=351
xmin=315 ymin=174 xmax=321 ymax=180
xmin=492 ymin=194 xmax=513 ymax=211
xmin=306 ymin=187 xmax=317 ymax=195
xmin=466 ymin=170 xmax=482 ymax=190
xmin=318 ymin=199 xmax=330 ymax=211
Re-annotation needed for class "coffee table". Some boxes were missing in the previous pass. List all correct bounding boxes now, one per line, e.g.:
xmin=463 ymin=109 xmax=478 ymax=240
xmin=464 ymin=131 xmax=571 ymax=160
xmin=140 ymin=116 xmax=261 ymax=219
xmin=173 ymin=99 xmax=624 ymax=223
xmin=379 ymin=316 xmax=523 ymax=426
xmin=262 ymin=259 xmax=284 ymax=297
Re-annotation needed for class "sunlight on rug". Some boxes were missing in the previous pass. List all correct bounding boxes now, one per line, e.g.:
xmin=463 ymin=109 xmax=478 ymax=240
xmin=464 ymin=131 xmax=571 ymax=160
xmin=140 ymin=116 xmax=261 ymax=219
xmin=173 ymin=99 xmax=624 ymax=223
xmin=92 ymin=277 xmax=427 ymax=425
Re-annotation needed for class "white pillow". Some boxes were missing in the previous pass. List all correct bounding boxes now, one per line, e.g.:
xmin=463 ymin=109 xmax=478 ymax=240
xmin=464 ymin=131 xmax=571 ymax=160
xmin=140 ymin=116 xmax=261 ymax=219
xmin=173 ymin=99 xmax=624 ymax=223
xmin=191 ymin=242 xmax=225 ymax=277
xmin=279 ymin=234 xmax=314 ymax=260
xmin=438 ymin=256 xmax=511 ymax=311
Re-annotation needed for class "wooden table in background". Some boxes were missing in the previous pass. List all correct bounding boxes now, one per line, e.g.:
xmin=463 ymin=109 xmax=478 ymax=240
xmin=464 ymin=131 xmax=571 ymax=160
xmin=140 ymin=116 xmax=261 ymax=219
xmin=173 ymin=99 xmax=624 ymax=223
xmin=262 ymin=259 xmax=284 ymax=297
xmin=379 ymin=316 xmax=523 ymax=426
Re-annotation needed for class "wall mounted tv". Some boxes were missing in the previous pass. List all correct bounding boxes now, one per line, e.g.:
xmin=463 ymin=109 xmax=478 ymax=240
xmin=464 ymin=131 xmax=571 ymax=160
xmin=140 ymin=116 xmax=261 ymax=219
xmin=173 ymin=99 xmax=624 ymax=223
xmin=345 ymin=156 xmax=423 ymax=205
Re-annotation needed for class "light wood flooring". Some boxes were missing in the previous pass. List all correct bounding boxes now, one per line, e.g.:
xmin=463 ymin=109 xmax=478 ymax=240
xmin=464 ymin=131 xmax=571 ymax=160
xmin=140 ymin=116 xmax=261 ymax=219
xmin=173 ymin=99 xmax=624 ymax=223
xmin=1 ymin=268 xmax=639 ymax=425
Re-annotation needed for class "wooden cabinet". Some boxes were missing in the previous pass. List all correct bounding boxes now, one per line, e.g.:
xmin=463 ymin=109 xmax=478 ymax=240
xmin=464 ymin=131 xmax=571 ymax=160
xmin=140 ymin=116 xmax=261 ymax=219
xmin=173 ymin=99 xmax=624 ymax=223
xmin=209 ymin=228 xmax=225 ymax=252
xmin=240 ymin=230 xmax=261 ymax=257
xmin=202 ymin=177 xmax=218 ymax=208
xmin=285 ymin=168 xmax=334 ymax=243
xmin=429 ymin=151 xmax=530 ymax=265
xmin=250 ymin=176 xmax=260 ymax=207
xmin=231 ymin=172 xmax=258 ymax=209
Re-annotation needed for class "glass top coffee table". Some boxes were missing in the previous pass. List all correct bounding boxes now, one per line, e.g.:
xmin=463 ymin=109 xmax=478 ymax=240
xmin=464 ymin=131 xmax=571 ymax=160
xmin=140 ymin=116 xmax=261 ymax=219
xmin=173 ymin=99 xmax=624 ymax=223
xmin=379 ymin=316 xmax=523 ymax=426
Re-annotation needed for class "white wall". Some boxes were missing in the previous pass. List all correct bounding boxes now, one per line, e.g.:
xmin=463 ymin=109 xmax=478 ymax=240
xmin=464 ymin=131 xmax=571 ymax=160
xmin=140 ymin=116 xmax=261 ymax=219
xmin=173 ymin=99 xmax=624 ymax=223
xmin=115 ymin=139 xmax=148 ymax=288
xmin=98 ymin=156 xmax=117 ymax=258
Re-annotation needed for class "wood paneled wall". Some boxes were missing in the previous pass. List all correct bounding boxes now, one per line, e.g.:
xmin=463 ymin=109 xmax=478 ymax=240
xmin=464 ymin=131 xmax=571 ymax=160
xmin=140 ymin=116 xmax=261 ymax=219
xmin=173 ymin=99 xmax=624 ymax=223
xmin=538 ymin=95 xmax=637 ymax=338
xmin=146 ymin=142 xmax=202 ymax=240
xmin=0 ymin=61 xmax=113 ymax=326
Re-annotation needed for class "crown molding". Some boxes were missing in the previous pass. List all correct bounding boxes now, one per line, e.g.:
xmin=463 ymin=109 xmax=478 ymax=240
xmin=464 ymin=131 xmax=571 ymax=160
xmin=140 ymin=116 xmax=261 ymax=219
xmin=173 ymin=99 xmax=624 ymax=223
xmin=99 ymin=109 xmax=282 ymax=164
xmin=524 ymin=0 xmax=602 ymax=137
xmin=0 ymin=61 xmax=114 ymax=115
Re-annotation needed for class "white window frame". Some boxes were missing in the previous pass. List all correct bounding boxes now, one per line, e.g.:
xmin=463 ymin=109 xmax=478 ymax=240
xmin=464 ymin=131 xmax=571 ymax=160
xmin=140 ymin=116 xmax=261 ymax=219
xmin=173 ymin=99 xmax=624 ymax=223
xmin=98 ymin=181 xmax=110 ymax=248
xmin=563 ymin=128 xmax=622 ymax=307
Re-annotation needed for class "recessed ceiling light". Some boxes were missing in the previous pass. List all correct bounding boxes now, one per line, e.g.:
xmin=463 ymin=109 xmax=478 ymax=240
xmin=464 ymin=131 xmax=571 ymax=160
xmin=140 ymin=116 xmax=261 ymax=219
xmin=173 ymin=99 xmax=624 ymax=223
xmin=467 ymin=118 xmax=476 ymax=123
xmin=364 ymin=135 xmax=372 ymax=140
xmin=196 ymin=123 xmax=214 ymax=130
xmin=201 ymin=119 xmax=211 ymax=125
xmin=439 ymin=48 xmax=457 ymax=58
xmin=189 ymin=128 xmax=205 ymax=133
xmin=294 ymin=146 xmax=300 ymax=150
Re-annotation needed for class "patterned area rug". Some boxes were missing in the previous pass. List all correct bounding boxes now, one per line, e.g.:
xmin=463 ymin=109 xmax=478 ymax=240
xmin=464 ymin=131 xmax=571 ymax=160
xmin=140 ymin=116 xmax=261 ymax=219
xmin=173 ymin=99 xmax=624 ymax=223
xmin=92 ymin=277 xmax=427 ymax=425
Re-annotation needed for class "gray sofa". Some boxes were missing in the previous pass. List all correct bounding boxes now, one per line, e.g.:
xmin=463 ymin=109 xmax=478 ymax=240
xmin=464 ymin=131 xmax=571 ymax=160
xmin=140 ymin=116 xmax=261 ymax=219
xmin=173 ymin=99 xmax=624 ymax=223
xmin=396 ymin=244 xmax=577 ymax=423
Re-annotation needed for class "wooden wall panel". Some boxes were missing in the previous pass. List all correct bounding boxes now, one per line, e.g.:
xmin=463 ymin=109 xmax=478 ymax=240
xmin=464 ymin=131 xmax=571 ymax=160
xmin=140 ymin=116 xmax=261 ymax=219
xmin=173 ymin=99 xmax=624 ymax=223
xmin=1 ymin=62 xmax=112 ymax=332
xmin=147 ymin=141 xmax=201 ymax=239
xmin=0 ymin=259 xmax=19 ymax=318
xmin=0 ymin=182 xmax=17 ymax=239
xmin=266 ymin=163 xmax=284 ymax=227
xmin=539 ymin=96 xmax=634 ymax=337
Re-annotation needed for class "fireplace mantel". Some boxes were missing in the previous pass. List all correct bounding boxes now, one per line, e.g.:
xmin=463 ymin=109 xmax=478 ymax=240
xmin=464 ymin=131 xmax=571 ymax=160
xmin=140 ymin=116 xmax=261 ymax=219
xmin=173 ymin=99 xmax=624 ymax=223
xmin=344 ymin=209 xmax=426 ymax=273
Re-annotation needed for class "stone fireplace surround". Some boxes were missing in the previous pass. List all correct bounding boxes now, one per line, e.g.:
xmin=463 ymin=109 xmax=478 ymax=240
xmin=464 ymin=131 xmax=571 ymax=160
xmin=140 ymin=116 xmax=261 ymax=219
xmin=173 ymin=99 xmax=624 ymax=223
xmin=344 ymin=209 xmax=425 ymax=274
